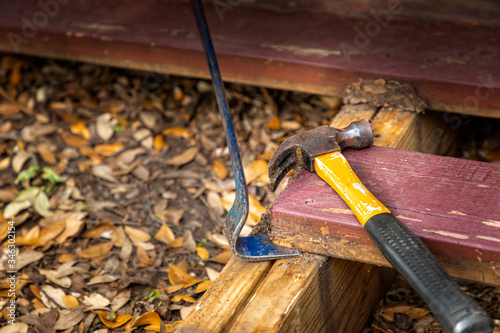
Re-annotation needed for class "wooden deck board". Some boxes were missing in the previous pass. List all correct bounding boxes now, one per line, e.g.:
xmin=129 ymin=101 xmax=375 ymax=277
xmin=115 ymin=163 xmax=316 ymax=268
xmin=1 ymin=0 xmax=499 ymax=117
xmin=270 ymin=146 xmax=500 ymax=286
xmin=179 ymin=98 xmax=462 ymax=332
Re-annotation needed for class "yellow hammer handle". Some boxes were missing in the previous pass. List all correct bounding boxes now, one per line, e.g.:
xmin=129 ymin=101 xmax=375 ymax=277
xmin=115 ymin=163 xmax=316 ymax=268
xmin=314 ymin=151 xmax=390 ymax=226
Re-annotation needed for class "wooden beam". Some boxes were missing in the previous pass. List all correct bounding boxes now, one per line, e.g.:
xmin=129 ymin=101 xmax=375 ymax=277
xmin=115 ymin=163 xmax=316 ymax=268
xmin=176 ymin=257 xmax=273 ymax=332
xmin=0 ymin=0 xmax=499 ymax=117
xmin=229 ymin=254 xmax=393 ymax=333
xmin=178 ymin=106 xmax=460 ymax=332
xmin=270 ymin=146 xmax=500 ymax=286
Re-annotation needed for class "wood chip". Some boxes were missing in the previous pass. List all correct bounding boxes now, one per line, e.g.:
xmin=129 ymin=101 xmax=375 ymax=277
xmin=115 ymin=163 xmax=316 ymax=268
xmin=165 ymin=147 xmax=199 ymax=166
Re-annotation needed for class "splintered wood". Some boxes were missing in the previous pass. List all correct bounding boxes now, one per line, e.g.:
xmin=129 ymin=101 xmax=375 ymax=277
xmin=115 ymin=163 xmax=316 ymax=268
xmin=270 ymin=146 xmax=500 ymax=286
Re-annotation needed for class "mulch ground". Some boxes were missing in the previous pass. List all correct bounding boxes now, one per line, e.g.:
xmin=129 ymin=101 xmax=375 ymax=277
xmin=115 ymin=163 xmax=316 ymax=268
xmin=0 ymin=54 xmax=498 ymax=333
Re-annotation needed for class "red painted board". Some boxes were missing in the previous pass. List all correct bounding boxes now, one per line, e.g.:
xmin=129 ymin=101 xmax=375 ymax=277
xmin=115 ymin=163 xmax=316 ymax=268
xmin=0 ymin=1 xmax=498 ymax=117
xmin=270 ymin=146 xmax=500 ymax=285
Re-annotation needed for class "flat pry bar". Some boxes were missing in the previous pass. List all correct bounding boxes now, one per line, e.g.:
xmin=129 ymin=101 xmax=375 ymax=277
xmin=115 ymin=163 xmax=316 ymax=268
xmin=190 ymin=0 xmax=301 ymax=261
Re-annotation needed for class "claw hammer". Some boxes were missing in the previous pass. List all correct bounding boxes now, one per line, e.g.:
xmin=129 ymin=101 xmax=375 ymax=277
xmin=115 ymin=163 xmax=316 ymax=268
xmin=268 ymin=120 xmax=493 ymax=333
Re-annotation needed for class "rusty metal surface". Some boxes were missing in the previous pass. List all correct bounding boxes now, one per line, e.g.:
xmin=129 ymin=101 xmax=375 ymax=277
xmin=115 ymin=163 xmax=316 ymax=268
xmin=0 ymin=0 xmax=499 ymax=117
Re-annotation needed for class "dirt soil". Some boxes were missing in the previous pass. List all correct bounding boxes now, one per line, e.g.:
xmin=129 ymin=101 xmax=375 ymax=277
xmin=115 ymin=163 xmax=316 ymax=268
xmin=0 ymin=55 xmax=498 ymax=333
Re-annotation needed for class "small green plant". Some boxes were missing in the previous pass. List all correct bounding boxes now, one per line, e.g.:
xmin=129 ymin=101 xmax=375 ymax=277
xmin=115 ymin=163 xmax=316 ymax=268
xmin=14 ymin=165 xmax=40 ymax=184
xmin=41 ymin=167 xmax=62 ymax=192
xmin=144 ymin=290 xmax=160 ymax=301
xmin=14 ymin=166 xmax=62 ymax=192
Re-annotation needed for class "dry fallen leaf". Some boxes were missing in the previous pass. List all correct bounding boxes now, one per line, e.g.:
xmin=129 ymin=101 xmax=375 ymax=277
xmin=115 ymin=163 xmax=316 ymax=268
xmin=131 ymin=311 xmax=162 ymax=331
xmin=281 ymin=120 xmax=301 ymax=130
xmin=94 ymin=310 xmax=133 ymax=329
xmin=165 ymin=147 xmax=199 ymax=166
xmin=111 ymin=290 xmax=131 ymax=312
xmin=209 ymin=250 xmax=233 ymax=264
xmin=172 ymin=295 xmax=196 ymax=303
xmin=196 ymin=247 xmax=209 ymax=261
xmin=0 ymin=157 xmax=10 ymax=171
xmin=82 ymin=221 xmax=115 ymax=238
xmin=15 ymin=250 xmax=44 ymax=270
xmin=81 ymin=293 xmax=111 ymax=309
xmin=96 ymin=113 xmax=116 ymax=141
xmin=154 ymin=224 xmax=176 ymax=245
xmin=79 ymin=242 xmax=113 ymax=259
xmin=165 ymin=284 xmax=183 ymax=294
xmin=168 ymin=264 xmax=203 ymax=288
xmin=154 ymin=134 xmax=168 ymax=154
xmin=266 ymin=115 xmax=281 ymax=130
xmin=124 ymin=226 xmax=151 ymax=244
xmin=139 ymin=111 xmax=158 ymax=129
xmin=205 ymin=267 xmax=220 ymax=281
xmin=61 ymin=132 xmax=88 ymax=148
xmin=169 ymin=237 xmax=184 ymax=248
xmin=244 ymin=159 xmax=269 ymax=184
xmin=379 ymin=305 xmax=431 ymax=322
xmin=94 ymin=142 xmax=124 ymax=157
xmin=209 ymin=233 xmax=230 ymax=249
xmin=0 ymin=103 xmax=20 ymax=116
xmin=195 ymin=280 xmax=213 ymax=293
xmin=213 ymin=159 xmax=228 ymax=180
xmin=38 ymin=269 xmax=71 ymax=288
xmin=62 ymin=295 xmax=80 ymax=308
xmin=15 ymin=225 xmax=40 ymax=246
xmin=3 ymin=199 xmax=31 ymax=220
xmin=34 ymin=191 xmax=54 ymax=218
xmin=58 ymin=254 xmax=76 ymax=263
xmin=37 ymin=143 xmax=57 ymax=164
xmin=162 ymin=127 xmax=193 ymax=139
xmin=12 ymin=150 xmax=32 ymax=173
xmin=40 ymin=284 xmax=67 ymax=308
xmin=111 ymin=226 xmax=126 ymax=247
xmin=0 ymin=322 xmax=28 ymax=333
xmin=92 ymin=165 xmax=118 ymax=183
xmin=206 ymin=191 xmax=224 ymax=217
xmin=53 ymin=306 xmax=84 ymax=330
xmin=133 ymin=128 xmax=153 ymax=149
xmin=137 ymin=247 xmax=155 ymax=267
xmin=70 ymin=122 xmax=91 ymax=140
xmin=55 ymin=213 xmax=86 ymax=244
xmin=222 ymin=193 xmax=266 ymax=226
xmin=35 ymin=220 xmax=66 ymax=247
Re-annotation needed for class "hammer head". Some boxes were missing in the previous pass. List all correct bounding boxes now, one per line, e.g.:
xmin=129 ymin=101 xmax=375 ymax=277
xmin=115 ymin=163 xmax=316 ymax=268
xmin=268 ymin=119 xmax=373 ymax=192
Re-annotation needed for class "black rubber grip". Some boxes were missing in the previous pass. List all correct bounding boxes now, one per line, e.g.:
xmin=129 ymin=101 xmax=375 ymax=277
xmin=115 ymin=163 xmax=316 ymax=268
xmin=365 ymin=213 xmax=493 ymax=333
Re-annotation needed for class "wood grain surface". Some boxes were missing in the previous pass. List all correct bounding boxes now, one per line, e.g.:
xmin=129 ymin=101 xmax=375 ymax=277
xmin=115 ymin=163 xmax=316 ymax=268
xmin=271 ymin=146 xmax=500 ymax=286
xmin=0 ymin=0 xmax=499 ymax=117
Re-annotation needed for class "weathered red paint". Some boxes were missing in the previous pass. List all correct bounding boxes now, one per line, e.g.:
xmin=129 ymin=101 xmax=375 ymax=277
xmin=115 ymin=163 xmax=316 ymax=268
xmin=270 ymin=146 xmax=500 ymax=277
xmin=0 ymin=0 xmax=498 ymax=117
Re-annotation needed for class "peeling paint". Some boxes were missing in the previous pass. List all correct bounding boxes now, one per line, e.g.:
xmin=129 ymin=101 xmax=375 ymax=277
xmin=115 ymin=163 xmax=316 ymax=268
xmin=449 ymin=210 xmax=467 ymax=216
xmin=423 ymin=228 xmax=469 ymax=239
xmin=476 ymin=235 xmax=500 ymax=243
xmin=262 ymin=44 xmax=341 ymax=57
xmin=72 ymin=22 xmax=126 ymax=32
xmin=482 ymin=220 xmax=500 ymax=228
xmin=478 ymin=184 xmax=489 ymax=188
xmin=322 ymin=207 xmax=354 ymax=215
xmin=395 ymin=215 xmax=422 ymax=222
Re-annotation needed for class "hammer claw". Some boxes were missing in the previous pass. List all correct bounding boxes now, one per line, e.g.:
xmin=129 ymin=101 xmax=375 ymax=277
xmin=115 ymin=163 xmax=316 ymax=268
xmin=268 ymin=120 xmax=374 ymax=192
xmin=269 ymin=151 xmax=296 ymax=192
